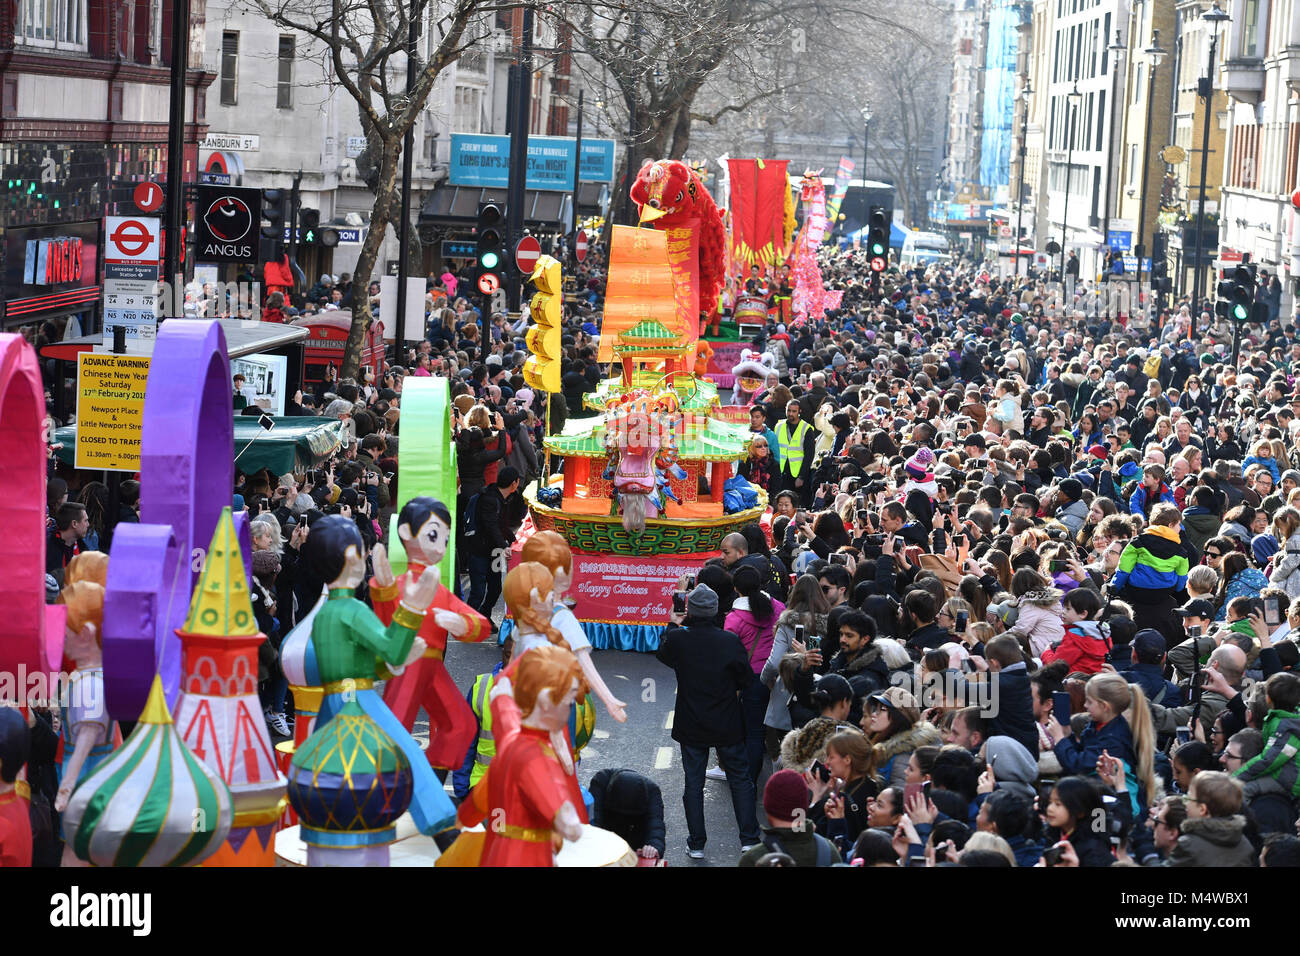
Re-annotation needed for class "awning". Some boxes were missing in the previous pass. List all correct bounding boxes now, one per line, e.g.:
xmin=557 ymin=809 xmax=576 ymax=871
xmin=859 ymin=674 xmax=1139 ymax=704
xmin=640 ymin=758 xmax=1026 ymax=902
xmin=53 ymin=415 xmax=345 ymax=475
xmin=40 ymin=319 xmax=308 ymax=363
xmin=418 ymin=185 xmax=573 ymax=230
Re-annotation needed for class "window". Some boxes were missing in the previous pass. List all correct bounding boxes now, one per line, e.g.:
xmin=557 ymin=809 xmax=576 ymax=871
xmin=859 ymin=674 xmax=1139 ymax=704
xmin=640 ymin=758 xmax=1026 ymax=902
xmin=18 ymin=0 xmax=86 ymax=48
xmin=1241 ymin=0 xmax=1259 ymax=57
xmin=1133 ymin=62 xmax=1144 ymax=106
xmin=221 ymin=32 xmax=239 ymax=106
xmin=277 ymin=36 xmax=295 ymax=109
xmin=1128 ymin=143 xmax=1138 ymax=186
xmin=453 ymin=85 xmax=482 ymax=132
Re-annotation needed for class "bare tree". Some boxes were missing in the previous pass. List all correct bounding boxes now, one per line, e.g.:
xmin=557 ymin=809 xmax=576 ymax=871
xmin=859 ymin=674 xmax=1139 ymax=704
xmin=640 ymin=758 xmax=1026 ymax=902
xmin=562 ymin=0 xmax=909 ymax=229
xmin=242 ymin=0 xmax=507 ymax=375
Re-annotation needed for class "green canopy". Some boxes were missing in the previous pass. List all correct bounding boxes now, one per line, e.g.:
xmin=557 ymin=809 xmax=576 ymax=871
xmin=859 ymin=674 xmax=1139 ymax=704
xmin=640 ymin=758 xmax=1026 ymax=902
xmin=54 ymin=416 xmax=346 ymax=475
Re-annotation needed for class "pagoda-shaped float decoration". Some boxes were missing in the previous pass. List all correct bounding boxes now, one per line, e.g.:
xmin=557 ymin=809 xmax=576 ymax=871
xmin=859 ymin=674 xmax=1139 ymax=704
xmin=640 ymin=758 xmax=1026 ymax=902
xmin=173 ymin=507 xmax=287 ymax=866
xmin=62 ymin=674 xmax=233 ymax=866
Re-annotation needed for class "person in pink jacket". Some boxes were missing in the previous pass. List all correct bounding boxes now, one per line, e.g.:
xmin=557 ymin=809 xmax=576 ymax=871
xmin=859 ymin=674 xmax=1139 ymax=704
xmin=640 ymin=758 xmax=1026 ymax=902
xmin=995 ymin=584 xmax=1066 ymax=659
xmin=725 ymin=564 xmax=786 ymax=786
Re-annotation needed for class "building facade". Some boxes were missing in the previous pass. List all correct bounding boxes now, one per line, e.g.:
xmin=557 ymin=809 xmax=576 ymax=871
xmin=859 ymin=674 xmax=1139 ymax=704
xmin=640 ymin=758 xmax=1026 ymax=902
xmin=1217 ymin=0 xmax=1300 ymax=316
xmin=0 ymin=0 xmax=212 ymax=336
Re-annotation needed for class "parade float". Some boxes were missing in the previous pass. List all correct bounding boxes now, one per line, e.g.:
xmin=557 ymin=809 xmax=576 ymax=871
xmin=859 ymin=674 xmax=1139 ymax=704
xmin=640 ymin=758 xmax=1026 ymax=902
xmin=500 ymin=162 xmax=767 ymax=653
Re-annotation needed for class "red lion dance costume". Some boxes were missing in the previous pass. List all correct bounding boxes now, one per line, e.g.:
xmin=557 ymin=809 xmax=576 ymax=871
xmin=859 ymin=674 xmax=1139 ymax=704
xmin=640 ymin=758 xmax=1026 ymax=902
xmin=629 ymin=159 xmax=726 ymax=337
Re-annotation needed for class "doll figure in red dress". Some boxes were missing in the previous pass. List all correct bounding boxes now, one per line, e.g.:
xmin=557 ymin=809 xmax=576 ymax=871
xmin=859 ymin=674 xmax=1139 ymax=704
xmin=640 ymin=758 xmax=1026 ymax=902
xmin=370 ymin=497 xmax=491 ymax=774
xmin=0 ymin=706 xmax=33 ymax=867
xmin=479 ymin=642 xmax=586 ymax=866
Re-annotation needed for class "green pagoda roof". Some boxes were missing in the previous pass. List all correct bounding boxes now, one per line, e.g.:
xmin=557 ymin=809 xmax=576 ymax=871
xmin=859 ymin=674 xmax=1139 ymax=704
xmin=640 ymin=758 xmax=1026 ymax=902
xmin=543 ymin=413 xmax=752 ymax=463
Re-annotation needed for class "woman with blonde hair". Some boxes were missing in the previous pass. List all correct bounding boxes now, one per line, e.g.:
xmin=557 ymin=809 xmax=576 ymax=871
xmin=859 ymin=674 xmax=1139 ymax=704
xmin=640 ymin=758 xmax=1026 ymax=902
xmin=809 ymin=729 xmax=877 ymax=856
xmin=1046 ymin=671 xmax=1157 ymax=816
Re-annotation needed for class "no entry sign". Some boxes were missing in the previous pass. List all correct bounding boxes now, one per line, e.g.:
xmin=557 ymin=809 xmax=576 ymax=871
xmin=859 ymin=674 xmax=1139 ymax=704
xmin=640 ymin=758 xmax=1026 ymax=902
xmin=575 ymin=229 xmax=589 ymax=262
xmin=515 ymin=235 xmax=541 ymax=274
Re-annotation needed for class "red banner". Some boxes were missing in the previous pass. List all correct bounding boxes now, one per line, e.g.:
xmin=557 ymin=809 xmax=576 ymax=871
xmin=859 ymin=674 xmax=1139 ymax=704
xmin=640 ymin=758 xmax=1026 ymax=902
xmin=507 ymin=537 xmax=716 ymax=626
xmin=728 ymin=159 xmax=791 ymax=272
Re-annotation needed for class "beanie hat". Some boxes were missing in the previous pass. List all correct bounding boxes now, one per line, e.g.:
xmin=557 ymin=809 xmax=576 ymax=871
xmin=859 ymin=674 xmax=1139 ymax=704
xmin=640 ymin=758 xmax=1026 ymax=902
xmin=1088 ymin=445 xmax=1108 ymax=460
xmin=1252 ymin=533 xmax=1280 ymax=565
xmin=905 ymin=447 xmax=936 ymax=481
xmin=763 ymin=770 xmax=811 ymax=825
xmin=1058 ymin=478 xmax=1083 ymax=502
xmin=251 ymin=549 xmax=281 ymax=580
xmin=686 ymin=583 xmax=719 ymax=619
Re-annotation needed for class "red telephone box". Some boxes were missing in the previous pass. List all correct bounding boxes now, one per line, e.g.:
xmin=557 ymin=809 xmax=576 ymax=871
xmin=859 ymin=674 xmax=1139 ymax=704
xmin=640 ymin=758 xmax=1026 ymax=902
xmin=291 ymin=313 xmax=386 ymax=389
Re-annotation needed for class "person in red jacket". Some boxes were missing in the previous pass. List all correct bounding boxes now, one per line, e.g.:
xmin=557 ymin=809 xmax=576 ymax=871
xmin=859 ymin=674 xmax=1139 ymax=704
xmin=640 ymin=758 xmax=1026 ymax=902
xmin=1041 ymin=587 xmax=1110 ymax=674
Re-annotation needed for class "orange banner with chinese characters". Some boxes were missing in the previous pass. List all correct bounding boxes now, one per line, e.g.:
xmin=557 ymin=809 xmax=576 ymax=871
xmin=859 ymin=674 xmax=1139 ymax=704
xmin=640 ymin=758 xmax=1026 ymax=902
xmin=598 ymin=224 xmax=698 ymax=362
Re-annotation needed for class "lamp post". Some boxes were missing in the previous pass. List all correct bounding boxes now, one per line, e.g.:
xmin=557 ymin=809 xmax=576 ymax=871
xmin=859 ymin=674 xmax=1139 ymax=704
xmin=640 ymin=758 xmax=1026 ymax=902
xmin=1059 ymin=81 xmax=1082 ymax=283
xmin=1014 ymin=81 xmax=1033 ymax=277
xmin=913 ymin=163 xmax=923 ymax=227
xmin=1136 ymin=30 xmax=1168 ymax=320
xmin=860 ymin=103 xmax=872 ymax=230
xmin=1103 ymin=30 xmax=1127 ymax=257
xmin=1193 ymin=2 xmax=1231 ymax=308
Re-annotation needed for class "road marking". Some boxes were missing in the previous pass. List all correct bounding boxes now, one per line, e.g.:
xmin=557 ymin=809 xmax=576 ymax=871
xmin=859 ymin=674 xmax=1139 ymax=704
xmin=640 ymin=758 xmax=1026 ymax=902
xmin=593 ymin=729 xmax=610 ymax=740
xmin=654 ymin=746 xmax=673 ymax=769
xmin=664 ymin=710 xmax=674 ymax=730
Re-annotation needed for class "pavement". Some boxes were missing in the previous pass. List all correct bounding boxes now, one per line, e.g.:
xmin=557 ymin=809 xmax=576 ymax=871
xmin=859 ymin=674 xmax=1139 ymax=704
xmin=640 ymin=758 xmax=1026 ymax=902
xmin=441 ymin=640 xmax=762 ymax=867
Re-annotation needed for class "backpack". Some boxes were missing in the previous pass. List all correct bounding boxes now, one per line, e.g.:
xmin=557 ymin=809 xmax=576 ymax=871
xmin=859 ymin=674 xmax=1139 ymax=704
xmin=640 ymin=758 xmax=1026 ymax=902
xmin=760 ymin=831 xmax=835 ymax=867
xmin=463 ymin=491 xmax=483 ymax=538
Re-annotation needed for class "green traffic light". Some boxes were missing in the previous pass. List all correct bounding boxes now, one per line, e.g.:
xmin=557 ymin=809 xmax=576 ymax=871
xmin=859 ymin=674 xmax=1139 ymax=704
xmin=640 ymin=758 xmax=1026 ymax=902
xmin=481 ymin=250 xmax=500 ymax=269
xmin=870 ymin=242 xmax=885 ymax=255
xmin=1233 ymin=303 xmax=1248 ymax=320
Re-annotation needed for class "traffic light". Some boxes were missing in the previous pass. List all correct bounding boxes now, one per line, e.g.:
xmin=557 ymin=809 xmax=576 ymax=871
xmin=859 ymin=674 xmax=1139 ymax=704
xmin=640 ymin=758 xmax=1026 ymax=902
xmin=1216 ymin=265 xmax=1255 ymax=323
xmin=523 ymin=254 xmax=562 ymax=393
xmin=261 ymin=189 xmax=287 ymax=239
xmin=1150 ymin=232 xmax=1170 ymax=295
xmin=298 ymin=208 xmax=341 ymax=248
xmin=866 ymin=207 xmax=889 ymax=274
xmin=474 ymin=201 xmax=505 ymax=292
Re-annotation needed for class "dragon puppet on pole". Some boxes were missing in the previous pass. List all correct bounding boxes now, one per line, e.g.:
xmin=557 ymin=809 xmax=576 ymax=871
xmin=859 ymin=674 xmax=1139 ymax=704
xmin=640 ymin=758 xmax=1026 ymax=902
xmin=629 ymin=159 xmax=727 ymax=338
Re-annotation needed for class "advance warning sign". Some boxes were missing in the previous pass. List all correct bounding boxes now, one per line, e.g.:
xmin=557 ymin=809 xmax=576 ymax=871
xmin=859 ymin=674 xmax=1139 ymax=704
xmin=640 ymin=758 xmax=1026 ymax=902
xmin=75 ymin=353 xmax=150 ymax=471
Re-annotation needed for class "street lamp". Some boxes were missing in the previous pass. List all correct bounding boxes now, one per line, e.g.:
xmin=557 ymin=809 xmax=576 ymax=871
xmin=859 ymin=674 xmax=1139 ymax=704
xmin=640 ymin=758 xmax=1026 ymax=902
xmin=860 ymin=103 xmax=872 ymax=230
xmin=1059 ymin=81 xmax=1082 ymax=283
xmin=1193 ymin=2 xmax=1231 ymax=308
xmin=1136 ymin=30 xmax=1168 ymax=318
xmin=1103 ymin=29 xmax=1127 ymax=254
xmin=913 ymin=163 xmax=923 ymax=227
xmin=1014 ymin=80 xmax=1033 ymax=277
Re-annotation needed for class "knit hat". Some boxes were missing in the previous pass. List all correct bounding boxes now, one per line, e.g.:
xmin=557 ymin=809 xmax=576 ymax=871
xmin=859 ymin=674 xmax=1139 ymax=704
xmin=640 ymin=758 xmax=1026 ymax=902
xmin=763 ymin=770 xmax=812 ymax=825
xmin=905 ymin=447 xmax=936 ymax=481
xmin=867 ymin=686 xmax=920 ymax=726
xmin=1088 ymin=445 xmax=1108 ymax=460
xmin=984 ymin=736 xmax=1037 ymax=801
xmin=686 ymin=583 xmax=719 ymax=619
xmin=1283 ymin=469 xmax=1300 ymax=485
xmin=1251 ymin=533 xmax=1280 ymax=565
xmin=1057 ymin=478 xmax=1083 ymax=502
xmin=251 ymin=549 xmax=281 ymax=581
xmin=233 ymin=494 xmax=245 ymax=512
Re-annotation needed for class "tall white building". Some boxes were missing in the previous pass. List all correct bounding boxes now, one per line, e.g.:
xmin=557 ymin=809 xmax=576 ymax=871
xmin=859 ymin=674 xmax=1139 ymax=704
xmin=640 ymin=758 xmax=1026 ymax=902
xmin=1040 ymin=0 xmax=1130 ymax=279
xmin=947 ymin=0 xmax=985 ymax=187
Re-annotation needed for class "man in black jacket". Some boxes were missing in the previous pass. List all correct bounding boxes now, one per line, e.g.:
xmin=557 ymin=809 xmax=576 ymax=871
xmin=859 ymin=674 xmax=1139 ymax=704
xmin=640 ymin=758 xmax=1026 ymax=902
xmin=466 ymin=466 xmax=522 ymax=626
xmin=824 ymin=610 xmax=889 ymax=725
xmin=656 ymin=584 xmax=761 ymax=859
xmin=902 ymin=589 xmax=949 ymax=653
xmin=979 ymin=635 xmax=1040 ymax=758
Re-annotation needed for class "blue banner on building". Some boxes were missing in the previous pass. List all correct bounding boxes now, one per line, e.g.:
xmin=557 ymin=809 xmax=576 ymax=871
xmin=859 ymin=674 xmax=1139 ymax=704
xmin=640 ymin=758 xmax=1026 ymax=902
xmin=449 ymin=134 xmax=616 ymax=190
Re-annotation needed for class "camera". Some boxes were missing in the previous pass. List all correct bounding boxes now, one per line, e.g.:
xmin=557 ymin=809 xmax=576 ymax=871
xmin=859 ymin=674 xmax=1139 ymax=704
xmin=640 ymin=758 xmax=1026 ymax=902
xmin=859 ymin=533 xmax=885 ymax=559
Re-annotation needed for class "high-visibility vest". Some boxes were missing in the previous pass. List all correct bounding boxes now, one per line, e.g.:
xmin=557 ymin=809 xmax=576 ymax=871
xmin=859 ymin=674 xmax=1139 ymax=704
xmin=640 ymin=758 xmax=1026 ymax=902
xmin=469 ymin=671 xmax=496 ymax=787
xmin=776 ymin=419 xmax=812 ymax=478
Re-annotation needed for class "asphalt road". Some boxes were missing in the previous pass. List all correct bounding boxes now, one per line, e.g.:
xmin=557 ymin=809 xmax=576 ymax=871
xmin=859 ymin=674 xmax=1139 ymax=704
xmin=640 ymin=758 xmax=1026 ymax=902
xmin=441 ymin=638 xmax=762 ymax=867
